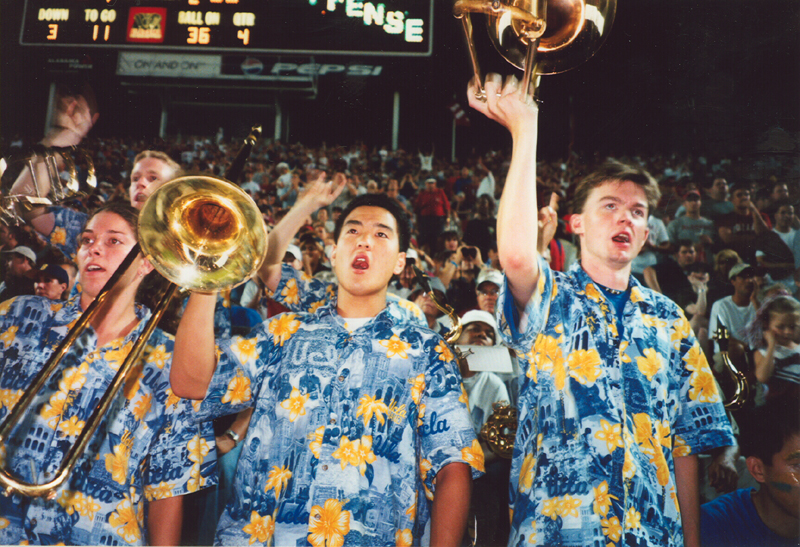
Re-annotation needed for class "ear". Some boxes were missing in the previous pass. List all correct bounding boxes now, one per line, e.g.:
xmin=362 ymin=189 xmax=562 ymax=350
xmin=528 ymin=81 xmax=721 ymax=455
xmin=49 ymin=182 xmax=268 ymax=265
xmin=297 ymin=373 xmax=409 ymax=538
xmin=393 ymin=252 xmax=406 ymax=276
xmin=570 ymin=213 xmax=584 ymax=236
xmin=330 ymin=244 xmax=337 ymax=268
xmin=638 ymin=226 xmax=650 ymax=251
xmin=137 ymin=256 xmax=155 ymax=278
xmin=746 ymin=456 xmax=767 ymax=484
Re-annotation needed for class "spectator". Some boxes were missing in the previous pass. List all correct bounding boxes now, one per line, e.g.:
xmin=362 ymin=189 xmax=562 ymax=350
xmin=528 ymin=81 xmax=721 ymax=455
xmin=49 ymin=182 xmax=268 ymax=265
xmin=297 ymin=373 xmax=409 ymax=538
xmin=709 ymin=263 xmax=759 ymax=353
xmin=414 ymin=177 xmax=450 ymax=253
xmin=667 ymin=189 xmax=715 ymax=259
xmin=700 ymin=398 xmax=800 ymax=547
xmin=33 ymin=263 xmax=69 ymax=300
xmin=0 ymin=246 xmax=36 ymax=301
xmin=701 ymin=177 xmax=735 ymax=222
xmin=717 ymin=184 xmax=771 ymax=264
xmin=475 ymin=267 xmax=502 ymax=315
xmin=751 ymin=294 xmax=800 ymax=399
xmin=756 ymin=204 xmax=798 ymax=294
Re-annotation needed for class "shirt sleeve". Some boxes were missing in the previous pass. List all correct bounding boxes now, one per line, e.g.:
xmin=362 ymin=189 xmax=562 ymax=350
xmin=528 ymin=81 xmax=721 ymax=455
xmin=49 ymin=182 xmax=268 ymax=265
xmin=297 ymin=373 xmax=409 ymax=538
xmin=419 ymin=335 xmax=483 ymax=496
xmin=196 ymin=320 xmax=280 ymax=422
xmin=49 ymin=207 xmax=88 ymax=261
xmin=496 ymin=254 xmax=554 ymax=353
xmin=145 ymin=337 xmax=219 ymax=500
xmin=267 ymin=263 xmax=331 ymax=313
xmin=670 ymin=309 xmax=736 ymax=456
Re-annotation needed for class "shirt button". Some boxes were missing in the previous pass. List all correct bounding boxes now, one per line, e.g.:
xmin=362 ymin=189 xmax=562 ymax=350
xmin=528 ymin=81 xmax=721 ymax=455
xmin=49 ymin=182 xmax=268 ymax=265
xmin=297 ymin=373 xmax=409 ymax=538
xmin=338 ymin=375 xmax=345 ymax=382
xmin=330 ymin=418 xmax=336 ymax=424
xmin=30 ymin=519 xmax=37 ymax=526
xmin=322 ymin=465 xmax=328 ymax=471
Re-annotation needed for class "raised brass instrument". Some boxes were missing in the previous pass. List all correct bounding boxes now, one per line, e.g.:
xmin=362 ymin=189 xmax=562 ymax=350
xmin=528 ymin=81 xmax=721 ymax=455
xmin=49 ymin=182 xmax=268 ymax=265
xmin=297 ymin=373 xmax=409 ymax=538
xmin=0 ymin=128 xmax=266 ymax=498
xmin=712 ymin=323 xmax=750 ymax=411
xmin=453 ymin=0 xmax=616 ymax=99
xmin=0 ymin=145 xmax=96 ymax=225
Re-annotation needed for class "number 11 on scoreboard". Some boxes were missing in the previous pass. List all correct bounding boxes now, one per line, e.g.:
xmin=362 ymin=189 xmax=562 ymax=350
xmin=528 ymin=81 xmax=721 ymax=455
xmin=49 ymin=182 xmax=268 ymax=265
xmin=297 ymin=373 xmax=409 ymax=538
xmin=92 ymin=25 xmax=111 ymax=41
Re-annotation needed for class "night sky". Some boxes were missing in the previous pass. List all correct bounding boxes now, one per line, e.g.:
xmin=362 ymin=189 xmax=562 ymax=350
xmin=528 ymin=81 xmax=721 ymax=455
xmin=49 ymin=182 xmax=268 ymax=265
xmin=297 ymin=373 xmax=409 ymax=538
xmin=2 ymin=0 xmax=799 ymax=160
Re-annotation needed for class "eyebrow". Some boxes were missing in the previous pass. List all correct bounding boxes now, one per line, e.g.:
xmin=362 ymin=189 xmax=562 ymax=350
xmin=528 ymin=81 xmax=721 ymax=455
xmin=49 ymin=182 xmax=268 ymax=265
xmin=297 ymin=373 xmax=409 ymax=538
xmin=598 ymin=195 xmax=647 ymax=210
xmin=343 ymin=219 xmax=395 ymax=233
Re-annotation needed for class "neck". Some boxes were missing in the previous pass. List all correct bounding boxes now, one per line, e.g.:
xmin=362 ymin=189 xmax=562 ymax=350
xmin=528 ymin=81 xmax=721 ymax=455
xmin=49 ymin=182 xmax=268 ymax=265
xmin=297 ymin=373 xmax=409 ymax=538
xmin=686 ymin=210 xmax=700 ymax=219
xmin=337 ymin=287 xmax=387 ymax=319
xmin=776 ymin=225 xmax=791 ymax=233
xmin=731 ymin=291 xmax=751 ymax=306
xmin=751 ymin=487 xmax=800 ymax=539
xmin=425 ymin=314 xmax=437 ymax=329
xmin=81 ymin=288 xmax=140 ymax=347
xmin=581 ymin=258 xmax=631 ymax=291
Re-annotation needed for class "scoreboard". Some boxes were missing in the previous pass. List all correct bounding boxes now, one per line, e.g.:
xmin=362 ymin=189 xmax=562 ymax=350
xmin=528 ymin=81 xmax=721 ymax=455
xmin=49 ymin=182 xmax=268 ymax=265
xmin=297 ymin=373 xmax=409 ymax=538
xmin=20 ymin=0 xmax=433 ymax=56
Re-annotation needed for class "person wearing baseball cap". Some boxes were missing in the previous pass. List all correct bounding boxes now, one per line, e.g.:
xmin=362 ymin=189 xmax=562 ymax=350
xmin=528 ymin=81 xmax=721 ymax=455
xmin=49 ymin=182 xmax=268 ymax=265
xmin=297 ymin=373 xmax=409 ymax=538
xmin=0 ymin=246 xmax=36 ymax=301
xmin=667 ymin=188 xmax=716 ymax=256
xmin=34 ymin=263 xmax=69 ymax=300
xmin=454 ymin=309 xmax=511 ymax=546
xmin=709 ymin=262 xmax=759 ymax=353
xmin=475 ymin=267 xmax=503 ymax=314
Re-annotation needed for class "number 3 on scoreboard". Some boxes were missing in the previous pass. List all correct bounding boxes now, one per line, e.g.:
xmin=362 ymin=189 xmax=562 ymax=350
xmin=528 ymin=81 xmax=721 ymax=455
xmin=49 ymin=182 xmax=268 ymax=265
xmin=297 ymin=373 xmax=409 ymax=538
xmin=187 ymin=26 xmax=211 ymax=44
xmin=47 ymin=24 xmax=58 ymax=40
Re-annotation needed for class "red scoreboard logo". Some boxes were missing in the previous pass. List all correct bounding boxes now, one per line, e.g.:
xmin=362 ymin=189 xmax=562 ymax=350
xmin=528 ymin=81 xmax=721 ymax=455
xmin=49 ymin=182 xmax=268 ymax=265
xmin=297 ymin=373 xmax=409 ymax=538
xmin=127 ymin=7 xmax=167 ymax=43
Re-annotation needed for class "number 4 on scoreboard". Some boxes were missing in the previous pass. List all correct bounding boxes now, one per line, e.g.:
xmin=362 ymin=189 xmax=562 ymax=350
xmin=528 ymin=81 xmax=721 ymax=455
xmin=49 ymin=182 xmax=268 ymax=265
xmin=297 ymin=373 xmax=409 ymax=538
xmin=237 ymin=28 xmax=250 ymax=45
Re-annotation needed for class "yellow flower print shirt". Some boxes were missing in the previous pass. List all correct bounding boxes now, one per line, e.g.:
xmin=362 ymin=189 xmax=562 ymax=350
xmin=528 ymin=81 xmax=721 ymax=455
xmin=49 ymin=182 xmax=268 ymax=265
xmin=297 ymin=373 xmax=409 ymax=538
xmin=497 ymin=257 xmax=734 ymax=547
xmin=195 ymin=294 xmax=480 ymax=546
xmin=0 ymin=296 xmax=217 ymax=546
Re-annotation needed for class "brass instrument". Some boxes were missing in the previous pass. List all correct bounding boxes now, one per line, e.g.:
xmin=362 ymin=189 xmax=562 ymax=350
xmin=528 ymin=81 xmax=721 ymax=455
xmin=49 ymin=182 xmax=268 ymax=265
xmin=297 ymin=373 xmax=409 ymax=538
xmin=413 ymin=266 xmax=462 ymax=344
xmin=413 ymin=268 xmax=516 ymax=458
xmin=0 ymin=145 xmax=96 ymax=225
xmin=453 ymin=0 xmax=616 ymax=99
xmin=712 ymin=324 xmax=750 ymax=411
xmin=479 ymin=402 xmax=517 ymax=458
xmin=0 ymin=130 xmax=266 ymax=498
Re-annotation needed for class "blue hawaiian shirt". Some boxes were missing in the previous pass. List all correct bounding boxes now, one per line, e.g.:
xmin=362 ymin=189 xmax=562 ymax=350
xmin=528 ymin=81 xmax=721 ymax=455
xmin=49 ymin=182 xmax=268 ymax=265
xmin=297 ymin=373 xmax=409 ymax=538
xmin=497 ymin=257 xmax=735 ymax=547
xmin=0 ymin=295 xmax=218 ymax=546
xmin=267 ymin=263 xmax=427 ymax=326
xmin=195 ymin=295 xmax=484 ymax=546
xmin=47 ymin=206 xmax=87 ymax=262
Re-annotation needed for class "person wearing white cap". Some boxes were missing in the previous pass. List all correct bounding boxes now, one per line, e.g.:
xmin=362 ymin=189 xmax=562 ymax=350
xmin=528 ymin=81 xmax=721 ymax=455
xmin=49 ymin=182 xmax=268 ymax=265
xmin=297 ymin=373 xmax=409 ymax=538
xmin=708 ymin=262 xmax=759 ymax=353
xmin=0 ymin=245 xmax=36 ymax=301
xmin=470 ymin=74 xmax=734 ymax=547
xmin=455 ymin=310 xmax=511 ymax=547
xmin=475 ymin=267 xmax=503 ymax=314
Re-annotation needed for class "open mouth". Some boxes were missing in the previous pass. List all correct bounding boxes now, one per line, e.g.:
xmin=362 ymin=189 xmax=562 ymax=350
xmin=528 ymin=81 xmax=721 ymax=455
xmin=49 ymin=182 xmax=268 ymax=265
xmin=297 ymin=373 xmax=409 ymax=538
xmin=612 ymin=233 xmax=631 ymax=244
xmin=85 ymin=264 xmax=105 ymax=273
xmin=352 ymin=256 xmax=369 ymax=270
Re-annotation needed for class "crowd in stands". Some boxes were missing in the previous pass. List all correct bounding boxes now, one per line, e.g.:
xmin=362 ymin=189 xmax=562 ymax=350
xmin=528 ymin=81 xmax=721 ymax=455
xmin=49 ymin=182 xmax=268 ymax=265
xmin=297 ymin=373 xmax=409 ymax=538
xmin=1 ymin=127 xmax=799 ymax=545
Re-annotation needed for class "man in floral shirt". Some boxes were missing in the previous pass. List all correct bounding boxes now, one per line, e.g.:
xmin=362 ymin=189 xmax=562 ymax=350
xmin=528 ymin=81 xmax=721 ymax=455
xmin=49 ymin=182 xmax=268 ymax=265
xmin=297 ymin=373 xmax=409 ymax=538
xmin=171 ymin=194 xmax=482 ymax=546
xmin=0 ymin=295 xmax=217 ymax=545
xmin=467 ymin=75 xmax=735 ymax=547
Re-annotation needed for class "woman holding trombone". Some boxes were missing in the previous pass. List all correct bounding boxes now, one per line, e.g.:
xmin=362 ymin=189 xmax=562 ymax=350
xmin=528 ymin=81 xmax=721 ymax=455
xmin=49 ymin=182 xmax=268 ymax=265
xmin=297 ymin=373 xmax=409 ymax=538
xmin=0 ymin=202 xmax=217 ymax=545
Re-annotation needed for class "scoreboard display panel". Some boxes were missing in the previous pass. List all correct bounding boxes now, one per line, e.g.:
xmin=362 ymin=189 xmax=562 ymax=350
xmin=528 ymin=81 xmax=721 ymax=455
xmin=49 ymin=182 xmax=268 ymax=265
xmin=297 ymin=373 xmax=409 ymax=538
xmin=20 ymin=0 xmax=433 ymax=56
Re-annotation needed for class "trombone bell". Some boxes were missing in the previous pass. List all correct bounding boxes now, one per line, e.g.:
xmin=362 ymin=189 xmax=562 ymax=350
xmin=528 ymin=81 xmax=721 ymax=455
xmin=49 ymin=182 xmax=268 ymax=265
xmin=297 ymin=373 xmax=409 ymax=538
xmin=138 ymin=175 xmax=268 ymax=292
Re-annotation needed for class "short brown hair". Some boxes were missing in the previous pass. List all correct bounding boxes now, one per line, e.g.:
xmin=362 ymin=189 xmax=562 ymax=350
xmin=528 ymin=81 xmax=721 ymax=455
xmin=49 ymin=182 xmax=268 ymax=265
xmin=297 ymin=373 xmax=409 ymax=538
xmin=132 ymin=150 xmax=182 ymax=179
xmin=570 ymin=161 xmax=661 ymax=217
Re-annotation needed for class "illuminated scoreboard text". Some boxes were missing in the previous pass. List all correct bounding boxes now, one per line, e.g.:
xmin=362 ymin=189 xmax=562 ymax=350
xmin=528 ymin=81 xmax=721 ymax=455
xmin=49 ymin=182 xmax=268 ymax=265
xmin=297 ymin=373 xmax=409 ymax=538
xmin=21 ymin=0 xmax=433 ymax=56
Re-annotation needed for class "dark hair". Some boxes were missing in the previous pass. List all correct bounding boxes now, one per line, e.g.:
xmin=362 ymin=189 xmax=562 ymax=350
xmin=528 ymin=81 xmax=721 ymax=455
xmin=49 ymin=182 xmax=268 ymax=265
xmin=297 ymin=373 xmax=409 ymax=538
xmin=739 ymin=397 xmax=800 ymax=463
xmin=570 ymin=160 xmax=661 ymax=217
xmin=82 ymin=202 xmax=140 ymax=240
xmin=333 ymin=193 xmax=410 ymax=252
xmin=675 ymin=239 xmax=696 ymax=252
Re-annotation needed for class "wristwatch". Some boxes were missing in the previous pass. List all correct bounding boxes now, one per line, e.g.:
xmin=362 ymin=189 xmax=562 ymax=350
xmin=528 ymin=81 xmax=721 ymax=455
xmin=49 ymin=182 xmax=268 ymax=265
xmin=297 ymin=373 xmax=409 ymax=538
xmin=225 ymin=429 xmax=241 ymax=447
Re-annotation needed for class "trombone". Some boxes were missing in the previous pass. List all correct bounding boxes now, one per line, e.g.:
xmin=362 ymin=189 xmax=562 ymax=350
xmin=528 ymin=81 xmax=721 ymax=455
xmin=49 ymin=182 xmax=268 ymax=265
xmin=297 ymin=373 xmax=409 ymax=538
xmin=0 ymin=127 xmax=267 ymax=498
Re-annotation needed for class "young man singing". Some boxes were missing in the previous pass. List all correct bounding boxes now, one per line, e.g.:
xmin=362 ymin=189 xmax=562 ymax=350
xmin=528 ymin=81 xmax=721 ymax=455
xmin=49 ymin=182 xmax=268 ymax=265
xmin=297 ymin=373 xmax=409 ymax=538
xmin=170 ymin=193 xmax=482 ymax=546
xmin=468 ymin=73 xmax=735 ymax=547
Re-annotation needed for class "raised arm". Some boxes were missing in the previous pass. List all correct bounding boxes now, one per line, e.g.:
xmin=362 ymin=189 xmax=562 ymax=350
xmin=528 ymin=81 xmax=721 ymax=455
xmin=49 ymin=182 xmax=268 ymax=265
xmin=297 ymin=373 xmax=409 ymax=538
xmin=257 ymin=172 xmax=345 ymax=291
xmin=170 ymin=292 xmax=219 ymax=399
xmin=9 ymin=93 xmax=98 ymax=231
xmin=468 ymin=74 xmax=540 ymax=310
